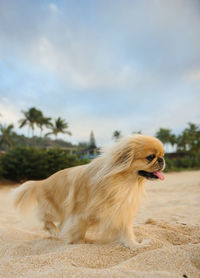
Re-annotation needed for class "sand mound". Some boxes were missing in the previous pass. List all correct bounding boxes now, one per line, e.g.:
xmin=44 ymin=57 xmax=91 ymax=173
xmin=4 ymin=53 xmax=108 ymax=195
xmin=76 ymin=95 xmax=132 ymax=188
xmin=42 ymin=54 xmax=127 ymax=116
xmin=0 ymin=171 xmax=200 ymax=278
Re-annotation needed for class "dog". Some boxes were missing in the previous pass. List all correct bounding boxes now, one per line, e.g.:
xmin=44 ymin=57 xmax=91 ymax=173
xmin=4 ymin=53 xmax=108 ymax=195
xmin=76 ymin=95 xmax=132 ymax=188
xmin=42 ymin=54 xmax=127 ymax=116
xmin=13 ymin=134 xmax=165 ymax=249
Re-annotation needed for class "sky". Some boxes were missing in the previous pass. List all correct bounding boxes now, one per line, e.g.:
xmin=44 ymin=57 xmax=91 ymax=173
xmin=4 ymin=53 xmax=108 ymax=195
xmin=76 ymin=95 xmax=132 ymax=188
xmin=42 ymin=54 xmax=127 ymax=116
xmin=0 ymin=0 xmax=200 ymax=146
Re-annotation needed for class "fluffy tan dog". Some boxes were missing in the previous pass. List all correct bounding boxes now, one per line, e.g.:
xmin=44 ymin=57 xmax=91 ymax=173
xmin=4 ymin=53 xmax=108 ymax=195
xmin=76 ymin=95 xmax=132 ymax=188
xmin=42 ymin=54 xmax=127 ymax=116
xmin=13 ymin=134 xmax=165 ymax=249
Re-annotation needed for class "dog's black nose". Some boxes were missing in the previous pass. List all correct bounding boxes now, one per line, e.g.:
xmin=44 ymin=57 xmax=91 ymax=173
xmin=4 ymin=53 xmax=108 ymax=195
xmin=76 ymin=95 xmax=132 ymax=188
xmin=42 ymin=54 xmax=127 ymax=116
xmin=158 ymin=157 xmax=163 ymax=164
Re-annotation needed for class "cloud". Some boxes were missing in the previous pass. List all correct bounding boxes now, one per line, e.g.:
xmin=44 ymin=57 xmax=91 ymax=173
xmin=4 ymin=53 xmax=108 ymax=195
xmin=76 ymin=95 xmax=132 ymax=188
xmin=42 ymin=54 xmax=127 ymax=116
xmin=0 ymin=98 xmax=21 ymax=126
xmin=48 ymin=3 xmax=59 ymax=13
xmin=186 ymin=69 xmax=200 ymax=81
xmin=0 ymin=0 xmax=199 ymax=145
xmin=1 ymin=0 xmax=200 ymax=92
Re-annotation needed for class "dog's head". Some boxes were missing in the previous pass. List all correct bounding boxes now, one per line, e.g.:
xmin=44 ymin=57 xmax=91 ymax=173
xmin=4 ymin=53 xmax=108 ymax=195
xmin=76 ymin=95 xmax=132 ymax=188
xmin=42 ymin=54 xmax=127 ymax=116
xmin=106 ymin=134 xmax=165 ymax=180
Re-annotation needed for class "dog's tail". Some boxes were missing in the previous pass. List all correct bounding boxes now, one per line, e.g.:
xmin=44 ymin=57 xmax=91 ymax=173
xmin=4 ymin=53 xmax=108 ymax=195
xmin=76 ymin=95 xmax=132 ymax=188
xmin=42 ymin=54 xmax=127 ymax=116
xmin=12 ymin=181 xmax=38 ymax=212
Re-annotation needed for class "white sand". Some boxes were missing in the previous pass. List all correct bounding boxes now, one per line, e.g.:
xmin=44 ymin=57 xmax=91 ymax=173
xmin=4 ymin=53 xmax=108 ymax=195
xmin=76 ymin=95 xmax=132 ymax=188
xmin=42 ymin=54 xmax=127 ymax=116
xmin=0 ymin=171 xmax=200 ymax=278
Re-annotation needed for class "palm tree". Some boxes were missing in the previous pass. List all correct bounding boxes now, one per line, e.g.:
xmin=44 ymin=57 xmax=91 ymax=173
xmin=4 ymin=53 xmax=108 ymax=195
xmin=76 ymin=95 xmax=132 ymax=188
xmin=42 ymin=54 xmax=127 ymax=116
xmin=187 ymin=123 xmax=200 ymax=154
xmin=177 ymin=130 xmax=189 ymax=152
xmin=155 ymin=128 xmax=176 ymax=153
xmin=112 ymin=130 xmax=122 ymax=141
xmin=0 ymin=124 xmax=14 ymax=150
xmin=45 ymin=117 xmax=71 ymax=139
xmin=177 ymin=123 xmax=200 ymax=154
xmin=37 ymin=116 xmax=52 ymax=137
xmin=132 ymin=130 xmax=142 ymax=134
xmin=19 ymin=107 xmax=43 ymax=137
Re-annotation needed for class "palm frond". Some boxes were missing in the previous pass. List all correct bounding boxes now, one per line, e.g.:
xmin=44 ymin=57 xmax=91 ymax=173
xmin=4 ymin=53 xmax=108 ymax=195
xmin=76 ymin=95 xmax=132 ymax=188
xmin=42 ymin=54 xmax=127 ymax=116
xmin=19 ymin=119 xmax=27 ymax=128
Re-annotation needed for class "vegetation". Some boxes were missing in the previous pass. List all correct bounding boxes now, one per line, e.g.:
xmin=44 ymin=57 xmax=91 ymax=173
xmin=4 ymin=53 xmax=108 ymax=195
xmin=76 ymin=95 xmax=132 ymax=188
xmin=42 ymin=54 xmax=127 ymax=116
xmin=165 ymin=156 xmax=200 ymax=172
xmin=132 ymin=130 xmax=142 ymax=135
xmin=0 ymin=124 xmax=15 ymax=150
xmin=176 ymin=123 xmax=200 ymax=154
xmin=156 ymin=123 xmax=200 ymax=155
xmin=112 ymin=130 xmax=122 ymax=141
xmin=0 ymin=147 xmax=88 ymax=181
xmin=155 ymin=128 xmax=176 ymax=153
xmin=156 ymin=123 xmax=200 ymax=172
xmin=38 ymin=116 xmax=52 ymax=137
xmin=88 ymin=131 xmax=97 ymax=155
xmin=0 ymin=107 xmax=86 ymax=181
xmin=0 ymin=106 xmax=199 ymax=180
xmin=2 ymin=133 xmax=74 ymax=149
xmin=45 ymin=117 xmax=71 ymax=139
xmin=19 ymin=107 xmax=44 ymax=137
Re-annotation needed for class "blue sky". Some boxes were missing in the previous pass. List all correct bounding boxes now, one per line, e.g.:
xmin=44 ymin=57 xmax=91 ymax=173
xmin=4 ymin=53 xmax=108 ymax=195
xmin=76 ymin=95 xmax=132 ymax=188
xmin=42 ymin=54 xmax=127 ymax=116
xmin=0 ymin=0 xmax=200 ymax=146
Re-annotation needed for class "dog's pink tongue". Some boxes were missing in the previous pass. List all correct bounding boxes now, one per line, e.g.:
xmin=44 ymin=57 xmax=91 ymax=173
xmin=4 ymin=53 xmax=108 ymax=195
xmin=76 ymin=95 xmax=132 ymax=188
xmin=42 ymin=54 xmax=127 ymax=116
xmin=153 ymin=171 xmax=165 ymax=180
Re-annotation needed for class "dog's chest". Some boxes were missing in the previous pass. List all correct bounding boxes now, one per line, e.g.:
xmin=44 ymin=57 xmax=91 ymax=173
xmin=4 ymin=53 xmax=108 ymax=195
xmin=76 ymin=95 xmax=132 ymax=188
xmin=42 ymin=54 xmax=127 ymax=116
xmin=104 ymin=184 xmax=139 ymax=216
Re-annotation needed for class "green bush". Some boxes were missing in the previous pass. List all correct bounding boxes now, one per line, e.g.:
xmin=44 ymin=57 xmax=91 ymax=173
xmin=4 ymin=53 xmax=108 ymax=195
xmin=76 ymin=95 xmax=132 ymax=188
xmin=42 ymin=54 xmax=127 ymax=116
xmin=1 ymin=147 xmax=200 ymax=181
xmin=0 ymin=147 xmax=89 ymax=181
xmin=165 ymin=156 xmax=200 ymax=172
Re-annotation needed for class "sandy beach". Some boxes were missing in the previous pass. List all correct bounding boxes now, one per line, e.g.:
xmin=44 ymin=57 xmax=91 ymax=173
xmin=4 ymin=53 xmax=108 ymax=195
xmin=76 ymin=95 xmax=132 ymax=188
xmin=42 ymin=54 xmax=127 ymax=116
xmin=0 ymin=170 xmax=200 ymax=278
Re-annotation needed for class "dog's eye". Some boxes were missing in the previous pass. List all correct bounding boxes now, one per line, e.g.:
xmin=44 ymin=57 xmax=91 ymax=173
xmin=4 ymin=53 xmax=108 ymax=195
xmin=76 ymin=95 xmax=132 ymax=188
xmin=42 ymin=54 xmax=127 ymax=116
xmin=146 ymin=154 xmax=156 ymax=161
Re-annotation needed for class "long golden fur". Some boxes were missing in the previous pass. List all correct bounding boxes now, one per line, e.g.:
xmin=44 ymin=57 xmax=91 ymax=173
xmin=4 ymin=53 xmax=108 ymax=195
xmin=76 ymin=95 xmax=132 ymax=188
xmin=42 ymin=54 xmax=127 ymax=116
xmin=13 ymin=134 xmax=165 ymax=249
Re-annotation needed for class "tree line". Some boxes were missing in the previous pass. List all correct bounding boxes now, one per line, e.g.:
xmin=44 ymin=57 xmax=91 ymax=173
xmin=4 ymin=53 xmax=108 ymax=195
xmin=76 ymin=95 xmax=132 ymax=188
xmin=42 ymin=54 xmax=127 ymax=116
xmin=112 ymin=123 xmax=200 ymax=156
xmin=0 ymin=107 xmax=199 ymax=180
xmin=0 ymin=107 xmax=71 ymax=150
xmin=0 ymin=106 xmax=199 ymax=156
xmin=155 ymin=124 xmax=200 ymax=155
xmin=0 ymin=107 xmax=88 ymax=181
xmin=19 ymin=107 xmax=71 ymax=138
xmin=112 ymin=124 xmax=200 ymax=172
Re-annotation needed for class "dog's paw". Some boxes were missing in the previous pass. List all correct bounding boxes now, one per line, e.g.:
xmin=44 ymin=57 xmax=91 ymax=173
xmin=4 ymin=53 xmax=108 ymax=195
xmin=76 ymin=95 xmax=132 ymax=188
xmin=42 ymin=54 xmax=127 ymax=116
xmin=49 ymin=229 xmax=59 ymax=237
xmin=140 ymin=238 xmax=152 ymax=247
xmin=121 ymin=238 xmax=153 ymax=250
xmin=120 ymin=239 xmax=141 ymax=250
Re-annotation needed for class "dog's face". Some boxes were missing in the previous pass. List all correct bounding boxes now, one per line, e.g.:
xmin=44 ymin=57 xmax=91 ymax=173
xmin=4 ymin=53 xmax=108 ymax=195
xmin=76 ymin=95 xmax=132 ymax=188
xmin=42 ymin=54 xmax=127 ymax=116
xmin=111 ymin=135 xmax=165 ymax=180
xmin=130 ymin=136 xmax=165 ymax=180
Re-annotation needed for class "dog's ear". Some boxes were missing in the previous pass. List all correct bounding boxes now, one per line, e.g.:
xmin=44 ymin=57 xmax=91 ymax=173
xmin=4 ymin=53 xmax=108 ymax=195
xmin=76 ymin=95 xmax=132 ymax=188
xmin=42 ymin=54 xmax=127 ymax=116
xmin=91 ymin=138 xmax=136 ymax=184
xmin=114 ymin=147 xmax=133 ymax=168
xmin=108 ymin=144 xmax=134 ymax=176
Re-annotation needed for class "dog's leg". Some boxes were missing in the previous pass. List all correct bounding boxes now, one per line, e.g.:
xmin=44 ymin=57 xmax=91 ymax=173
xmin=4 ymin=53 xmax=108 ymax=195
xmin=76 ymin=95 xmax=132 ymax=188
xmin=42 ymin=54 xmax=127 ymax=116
xmin=37 ymin=208 xmax=59 ymax=237
xmin=117 ymin=224 xmax=151 ymax=249
xmin=118 ymin=225 xmax=141 ymax=249
xmin=44 ymin=220 xmax=59 ymax=237
xmin=61 ymin=216 xmax=87 ymax=244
